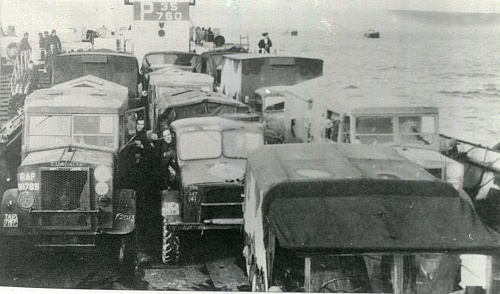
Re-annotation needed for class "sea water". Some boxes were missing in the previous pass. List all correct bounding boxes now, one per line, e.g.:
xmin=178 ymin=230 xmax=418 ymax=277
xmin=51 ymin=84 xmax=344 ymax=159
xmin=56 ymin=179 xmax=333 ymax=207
xmin=240 ymin=17 xmax=500 ymax=147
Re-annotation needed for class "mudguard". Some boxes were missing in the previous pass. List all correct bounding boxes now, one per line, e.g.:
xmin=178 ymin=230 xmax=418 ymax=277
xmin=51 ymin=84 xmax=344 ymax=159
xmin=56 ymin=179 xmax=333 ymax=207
xmin=0 ymin=188 xmax=22 ymax=235
xmin=104 ymin=189 xmax=136 ymax=235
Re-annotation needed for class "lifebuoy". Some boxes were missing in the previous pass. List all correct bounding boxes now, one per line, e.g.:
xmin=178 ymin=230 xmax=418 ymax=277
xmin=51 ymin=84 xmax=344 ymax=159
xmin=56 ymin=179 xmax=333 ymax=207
xmin=214 ymin=35 xmax=225 ymax=47
xmin=6 ymin=42 xmax=19 ymax=60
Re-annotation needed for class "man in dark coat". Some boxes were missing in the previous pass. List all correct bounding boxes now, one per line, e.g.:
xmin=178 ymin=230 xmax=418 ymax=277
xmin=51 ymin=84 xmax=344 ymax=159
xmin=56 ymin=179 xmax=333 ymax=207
xmin=258 ymin=32 xmax=272 ymax=54
xmin=119 ymin=118 xmax=161 ymax=264
xmin=50 ymin=29 xmax=62 ymax=53
xmin=19 ymin=32 xmax=31 ymax=52
xmin=158 ymin=128 xmax=179 ymax=190
xmin=43 ymin=31 xmax=51 ymax=52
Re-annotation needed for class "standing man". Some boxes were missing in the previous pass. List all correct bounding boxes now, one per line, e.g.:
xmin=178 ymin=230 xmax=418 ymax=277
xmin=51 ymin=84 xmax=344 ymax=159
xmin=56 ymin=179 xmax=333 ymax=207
xmin=43 ymin=31 xmax=51 ymax=53
xmin=19 ymin=32 xmax=32 ymax=52
xmin=50 ymin=29 xmax=62 ymax=53
xmin=206 ymin=27 xmax=214 ymax=42
xmin=258 ymin=32 xmax=272 ymax=54
xmin=38 ymin=32 xmax=45 ymax=60
xmin=121 ymin=117 xmax=158 ymax=264
xmin=45 ymin=44 xmax=57 ymax=84
xmin=158 ymin=128 xmax=179 ymax=190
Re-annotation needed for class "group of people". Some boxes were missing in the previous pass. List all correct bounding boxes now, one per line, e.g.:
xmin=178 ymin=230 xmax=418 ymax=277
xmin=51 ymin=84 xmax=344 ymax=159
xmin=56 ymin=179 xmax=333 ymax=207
xmin=16 ymin=29 xmax=62 ymax=93
xmin=37 ymin=29 xmax=62 ymax=59
xmin=119 ymin=117 xmax=179 ymax=263
xmin=39 ymin=30 xmax=61 ymax=84
xmin=194 ymin=27 xmax=215 ymax=44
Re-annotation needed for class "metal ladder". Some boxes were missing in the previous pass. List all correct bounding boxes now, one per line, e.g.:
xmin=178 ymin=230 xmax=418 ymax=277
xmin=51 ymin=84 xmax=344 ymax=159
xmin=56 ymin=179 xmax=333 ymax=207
xmin=240 ymin=34 xmax=249 ymax=51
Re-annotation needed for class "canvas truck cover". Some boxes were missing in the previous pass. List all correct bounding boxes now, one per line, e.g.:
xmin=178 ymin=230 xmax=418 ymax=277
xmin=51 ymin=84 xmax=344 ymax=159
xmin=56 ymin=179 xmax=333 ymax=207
xmin=24 ymin=75 xmax=129 ymax=114
xmin=246 ymin=143 xmax=500 ymax=252
xmin=53 ymin=51 xmax=139 ymax=98
xmin=284 ymin=76 xmax=439 ymax=115
xmin=141 ymin=51 xmax=201 ymax=74
xmin=148 ymin=65 xmax=214 ymax=89
xmin=156 ymin=90 xmax=250 ymax=126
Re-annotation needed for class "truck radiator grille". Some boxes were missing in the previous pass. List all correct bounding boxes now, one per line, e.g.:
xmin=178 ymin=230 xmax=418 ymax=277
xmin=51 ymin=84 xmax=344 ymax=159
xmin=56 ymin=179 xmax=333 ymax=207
xmin=35 ymin=170 xmax=94 ymax=230
xmin=201 ymin=186 xmax=243 ymax=220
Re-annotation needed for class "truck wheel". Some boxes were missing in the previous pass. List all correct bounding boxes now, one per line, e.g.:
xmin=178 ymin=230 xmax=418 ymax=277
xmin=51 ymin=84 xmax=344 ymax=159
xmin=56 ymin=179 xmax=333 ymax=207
xmin=118 ymin=232 xmax=137 ymax=270
xmin=162 ymin=221 xmax=180 ymax=264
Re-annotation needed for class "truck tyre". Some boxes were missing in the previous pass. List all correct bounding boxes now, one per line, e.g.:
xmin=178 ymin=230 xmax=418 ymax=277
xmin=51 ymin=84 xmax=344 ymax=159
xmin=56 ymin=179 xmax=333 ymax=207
xmin=162 ymin=221 xmax=180 ymax=264
xmin=118 ymin=231 xmax=137 ymax=273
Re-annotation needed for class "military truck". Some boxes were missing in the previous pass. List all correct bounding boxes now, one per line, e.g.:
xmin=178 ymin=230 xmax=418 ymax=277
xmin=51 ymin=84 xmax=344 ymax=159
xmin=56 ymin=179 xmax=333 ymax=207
xmin=150 ymin=89 xmax=251 ymax=133
xmin=243 ymin=143 xmax=500 ymax=292
xmin=53 ymin=50 xmax=141 ymax=100
xmin=0 ymin=50 xmax=143 ymax=196
xmin=283 ymin=77 xmax=465 ymax=189
xmin=161 ymin=115 xmax=264 ymax=264
xmin=218 ymin=54 xmax=323 ymax=104
xmin=0 ymin=75 xmax=145 ymax=267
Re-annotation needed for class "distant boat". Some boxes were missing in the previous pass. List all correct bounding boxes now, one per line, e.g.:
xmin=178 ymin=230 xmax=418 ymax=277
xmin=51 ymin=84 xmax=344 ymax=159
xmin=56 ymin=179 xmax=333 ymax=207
xmin=364 ymin=30 xmax=380 ymax=38
xmin=291 ymin=30 xmax=298 ymax=36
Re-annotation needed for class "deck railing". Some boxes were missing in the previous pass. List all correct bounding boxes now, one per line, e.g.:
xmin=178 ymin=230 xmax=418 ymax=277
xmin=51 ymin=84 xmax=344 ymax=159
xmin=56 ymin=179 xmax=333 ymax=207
xmin=9 ymin=49 xmax=32 ymax=94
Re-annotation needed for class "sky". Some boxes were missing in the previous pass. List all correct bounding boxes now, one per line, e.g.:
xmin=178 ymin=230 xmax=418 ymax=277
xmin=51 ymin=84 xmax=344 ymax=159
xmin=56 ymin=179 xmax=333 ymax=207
xmin=2 ymin=0 xmax=500 ymax=42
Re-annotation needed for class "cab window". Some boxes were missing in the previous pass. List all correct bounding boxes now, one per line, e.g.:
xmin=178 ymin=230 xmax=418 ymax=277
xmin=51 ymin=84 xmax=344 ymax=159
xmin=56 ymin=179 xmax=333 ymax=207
xmin=73 ymin=115 xmax=117 ymax=150
xmin=178 ymin=130 xmax=222 ymax=160
xmin=223 ymin=131 xmax=264 ymax=158
xmin=398 ymin=116 xmax=436 ymax=146
xmin=355 ymin=117 xmax=394 ymax=144
xmin=263 ymin=95 xmax=284 ymax=112
xmin=27 ymin=115 xmax=71 ymax=150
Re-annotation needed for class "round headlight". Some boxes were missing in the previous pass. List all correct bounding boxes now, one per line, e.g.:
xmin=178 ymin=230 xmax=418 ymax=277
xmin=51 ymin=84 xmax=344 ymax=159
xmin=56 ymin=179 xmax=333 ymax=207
xmin=18 ymin=192 xmax=35 ymax=209
xmin=95 ymin=182 xmax=109 ymax=195
xmin=186 ymin=189 xmax=201 ymax=205
xmin=98 ymin=195 xmax=110 ymax=207
xmin=94 ymin=166 xmax=112 ymax=182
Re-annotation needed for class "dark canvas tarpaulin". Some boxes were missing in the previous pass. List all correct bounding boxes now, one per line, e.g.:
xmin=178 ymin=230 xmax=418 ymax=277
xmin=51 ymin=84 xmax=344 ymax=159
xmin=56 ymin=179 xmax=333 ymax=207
xmin=160 ymin=102 xmax=249 ymax=126
xmin=264 ymin=180 xmax=500 ymax=252
xmin=262 ymin=179 xmax=500 ymax=252
xmin=196 ymin=47 xmax=248 ymax=76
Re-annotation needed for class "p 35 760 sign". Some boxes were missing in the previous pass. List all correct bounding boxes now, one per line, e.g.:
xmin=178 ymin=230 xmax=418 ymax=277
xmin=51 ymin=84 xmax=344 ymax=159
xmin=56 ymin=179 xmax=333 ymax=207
xmin=134 ymin=1 xmax=189 ymax=21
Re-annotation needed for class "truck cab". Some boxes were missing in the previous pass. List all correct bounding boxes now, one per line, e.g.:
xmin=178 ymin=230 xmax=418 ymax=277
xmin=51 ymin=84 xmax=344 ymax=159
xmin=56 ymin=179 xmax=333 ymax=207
xmin=243 ymin=143 xmax=500 ymax=292
xmin=219 ymin=54 xmax=323 ymax=104
xmin=161 ymin=115 xmax=264 ymax=264
xmin=0 ymin=75 xmax=145 ymax=266
xmin=250 ymin=86 xmax=287 ymax=144
xmin=284 ymin=77 xmax=464 ymax=189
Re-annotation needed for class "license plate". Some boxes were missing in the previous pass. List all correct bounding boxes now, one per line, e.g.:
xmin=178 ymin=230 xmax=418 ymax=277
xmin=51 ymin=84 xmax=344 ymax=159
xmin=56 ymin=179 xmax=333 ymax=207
xmin=3 ymin=214 xmax=18 ymax=228
xmin=162 ymin=202 xmax=180 ymax=216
